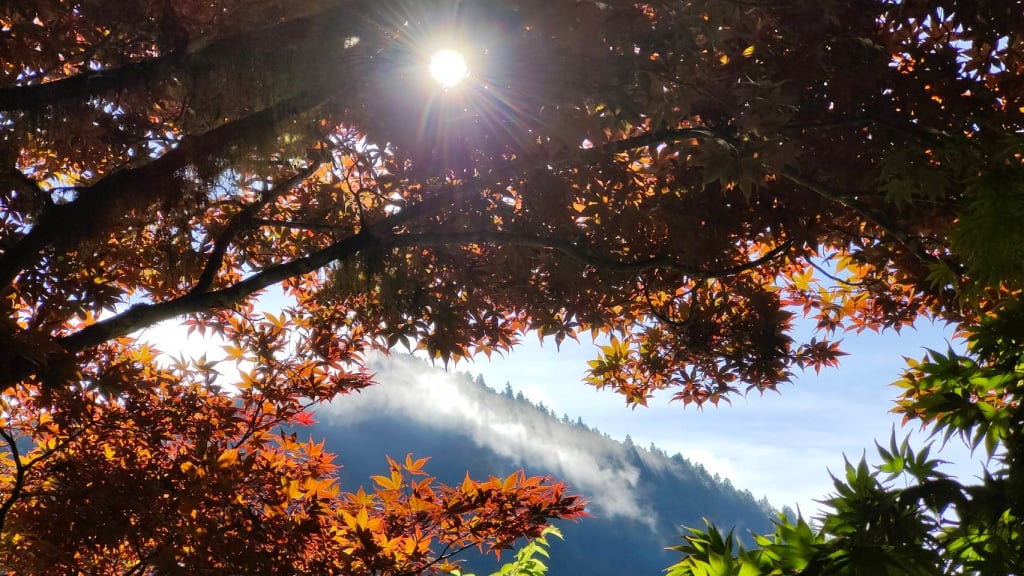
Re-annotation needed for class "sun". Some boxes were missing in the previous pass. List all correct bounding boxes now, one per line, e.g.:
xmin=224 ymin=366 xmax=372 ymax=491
xmin=429 ymin=49 xmax=468 ymax=88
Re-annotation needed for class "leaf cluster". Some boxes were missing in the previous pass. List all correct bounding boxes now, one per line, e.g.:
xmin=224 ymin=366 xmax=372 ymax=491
xmin=448 ymin=526 xmax=563 ymax=576
xmin=1 ymin=0 xmax=1023 ymax=571
xmin=669 ymin=306 xmax=1024 ymax=575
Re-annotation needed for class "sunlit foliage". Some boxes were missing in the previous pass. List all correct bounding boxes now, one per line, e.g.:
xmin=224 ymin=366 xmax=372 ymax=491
xmin=1 ymin=0 xmax=1022 ymax=572
xmin=660 ymin=1 xmax=1024 ymax=573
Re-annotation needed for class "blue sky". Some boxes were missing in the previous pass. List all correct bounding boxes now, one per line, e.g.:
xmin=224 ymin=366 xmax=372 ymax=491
xmin=142 ymin=307 xmax=986 ymax=518
xmin=454 ymin=319 xmax=984 ymax=515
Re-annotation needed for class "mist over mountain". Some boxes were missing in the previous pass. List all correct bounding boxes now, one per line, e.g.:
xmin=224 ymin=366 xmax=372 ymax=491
xmin=312 ymin=354 xmax=776 ymax=575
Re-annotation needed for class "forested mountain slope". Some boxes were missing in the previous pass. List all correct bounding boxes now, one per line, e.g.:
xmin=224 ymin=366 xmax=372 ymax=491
xmin=312 ymin=355 xmax=775 ymax=576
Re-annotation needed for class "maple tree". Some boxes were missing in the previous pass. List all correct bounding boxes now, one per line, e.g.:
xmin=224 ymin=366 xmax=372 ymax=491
xmin=1 ymin=0 xmax=1022 ymax=573
xmin=653 ymin=3 xmax=1024 ymax=574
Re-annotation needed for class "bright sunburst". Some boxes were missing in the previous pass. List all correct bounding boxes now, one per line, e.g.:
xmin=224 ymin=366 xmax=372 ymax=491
xmin=429 ymin=49 xmax=468 ymax=88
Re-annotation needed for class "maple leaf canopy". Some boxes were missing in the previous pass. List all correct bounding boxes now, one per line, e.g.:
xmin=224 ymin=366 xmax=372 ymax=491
xmin=0 ymin=0 xmax=1022 ymax=573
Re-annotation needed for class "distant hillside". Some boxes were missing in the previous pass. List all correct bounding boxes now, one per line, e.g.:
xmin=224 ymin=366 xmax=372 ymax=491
xmin=311 ymin=354 xmax=775 ymax=576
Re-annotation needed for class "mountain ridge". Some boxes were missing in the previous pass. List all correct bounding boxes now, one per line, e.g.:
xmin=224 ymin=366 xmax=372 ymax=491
xmin=311 ymin=354 xmax=776 ymax=575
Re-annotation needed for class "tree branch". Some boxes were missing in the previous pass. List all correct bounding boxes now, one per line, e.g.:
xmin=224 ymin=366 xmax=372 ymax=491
xmin=780 ymin=171 xmax=937 ymax=264
xmin=249 ymin=217 xmax=350 ymax=234
xmin=0 ymin=425 xmax=26 ymax=532
xmin=0 ymin=5 xmax=350 ymax=112
xmin=0 ymin=89 xmax=330 ymax=290
xmin=578 ymin=127 xmax=717 ymax=161
xmin=388 ymin=231 xmax=794 ymax=280
xmin=59 ymin=230 xmax=374 ymax=353
xmin=57 ymin=208 xmax=791 ymax=356
xmin=398 ymin=542 xmax=476 ymax=576
xmin=0 ymin=53 xmax=186 ymax=114
xmin=190 ymin=162 xmax=323 ymax=295
xmin=0 ymin=421 xmax=91 ymax=532
xmin=55 ymin=185 xmax=457 ymax=353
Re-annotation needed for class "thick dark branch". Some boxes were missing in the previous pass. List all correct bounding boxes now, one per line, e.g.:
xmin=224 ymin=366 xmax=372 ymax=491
xmin=190 ymin=163 xmax=322 ymax=294
xmin=388 ymin=231 xmax=794 ymax=280
xmin=0 ymin=426 xmax=25 ymax=532
xmin=57 ymin=187 xmax=456 ymax=353
xmin=578 ymin=127 xmax=716 ymax=161
xmin=0 ymin=168 xmax=50 ymax=208
xmin=780 ymin=171 xmax=937 ymax=263
xmin=0 ymin=5 xmax=348 ymax=112
xmin=0 ymin=90 xmax=328 ymax=290
xmin=59 ymin=230 xmax=374 ymax=353
xmin=0 ymin=421 xmax=90 ymax=531
xmin=0 ymin=53 xmax=185 ymax=113
xmin=56 ymin=210 xmax=791 ymax=355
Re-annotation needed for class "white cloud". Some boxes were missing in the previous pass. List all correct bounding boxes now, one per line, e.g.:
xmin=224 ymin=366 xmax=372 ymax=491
xmin=139 ymin=309 xmax=985 ymax=522
xmin=318 ymin=354 xmax=660 ymax=529
xmin=459 ymin=322 xmax=985 ymax=518
xmin=671 ymin=446 xmax=741 ymax=485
